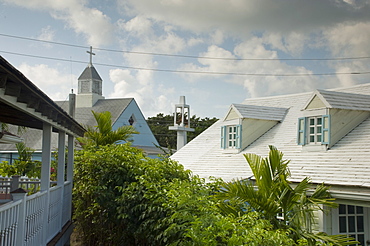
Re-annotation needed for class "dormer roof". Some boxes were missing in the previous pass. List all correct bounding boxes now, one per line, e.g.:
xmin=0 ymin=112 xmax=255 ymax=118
xmin=78 ymin=64 xmax=102 ymax=81
xmin=303 ymin=89 xmax=370 ymax=111
xmin=225 ymin=104 xmax=288 ymax=121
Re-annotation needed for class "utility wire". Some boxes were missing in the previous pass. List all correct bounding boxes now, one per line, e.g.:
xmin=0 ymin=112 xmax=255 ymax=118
xmin=1 ymin=33 xmax=370 ymax=61
xmin=1 ymin=50 xmax=370 ymax=77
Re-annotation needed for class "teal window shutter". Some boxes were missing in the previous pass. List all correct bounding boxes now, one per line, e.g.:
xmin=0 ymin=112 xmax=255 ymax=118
xmin=297 ymin=117 xmax=306 ymax=145
xmin=322 ymin=115 xmax=330 ymax=144
xmin=221 ymin=126 xmax=226 ymax=149
xmin=236 ymin=124 xmax=242 ymax=149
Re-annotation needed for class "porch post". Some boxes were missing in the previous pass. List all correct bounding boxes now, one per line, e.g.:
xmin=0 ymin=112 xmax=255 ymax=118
xmin=66 ymin=134 xmax=75 ymax=221
xmin=67 ymin=134 xmax=74 ymax=182
xmin=11 ymin=188 xmax=27 ymax=246
xmin=57 ymin=131 xmax=66 ymax=230
xmin=57 ymin=131 xmax=66 ymax=186
xmin=41 ymin=122 xmax=52 ymax=245
xmin=41 ymin=123 xmax=52 ymax=190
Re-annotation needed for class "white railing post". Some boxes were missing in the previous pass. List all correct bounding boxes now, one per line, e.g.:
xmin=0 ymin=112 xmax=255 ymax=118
xmin=10 ymin=175 xmax=20 ymax=192
xmin=66 ymin=135 xmax=74 ymax=183
xmin=65 ymin=134 xmax=74 ymax=221
xmin=57 ymin=131 xmax=66 ymax=230
xmin=41 ymin=123 xmax=52 ymax=245
xmin=11 ymin=188 xmax=27 ymax=246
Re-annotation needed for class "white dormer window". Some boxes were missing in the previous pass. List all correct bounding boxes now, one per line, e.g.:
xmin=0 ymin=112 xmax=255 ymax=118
xmin=308 ymin=116 xmax=323 ymax=144
xmin=297 ymin=115 xmax=330 ymax=145
xmin=221 ymin=125 xmax=241 ymax=149
xmin=227 ymin=125 xmax=237 ymax=148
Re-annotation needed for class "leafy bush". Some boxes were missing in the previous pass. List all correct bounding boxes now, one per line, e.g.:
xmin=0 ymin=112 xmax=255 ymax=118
xmin=73 ymin=144 xmax=297 ymax=245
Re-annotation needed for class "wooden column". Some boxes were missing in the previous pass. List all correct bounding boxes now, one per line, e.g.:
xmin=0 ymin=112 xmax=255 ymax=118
xmin=41 ymin=123 xmax=52 ymax=190
xmin=41 ymin=122 xmax=52 ymax=245
xmin=57 ymin=131 xmax=66 ymax=185
xmin=57 ymin=131 xmax=66 ymax=231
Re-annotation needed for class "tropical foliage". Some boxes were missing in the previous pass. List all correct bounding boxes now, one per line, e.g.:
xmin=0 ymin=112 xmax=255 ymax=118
xmin=0 ymin=142 xmax=41 ymax=178
xmin=77 ymin=110 xmax=138 ymax=148
xmin=147 ymin=113 xmax=218 ymax=149
xmin=216 ymin=145 xmax=357 ymax=245
xmin=73 ymin=113 xmax=355 ymax=245
xmin=73 ymin=143 xmax=295 ymax=245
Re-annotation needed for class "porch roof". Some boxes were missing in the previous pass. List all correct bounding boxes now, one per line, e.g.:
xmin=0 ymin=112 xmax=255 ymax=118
xmin=0 ymin=55 xmax=85 ymax=137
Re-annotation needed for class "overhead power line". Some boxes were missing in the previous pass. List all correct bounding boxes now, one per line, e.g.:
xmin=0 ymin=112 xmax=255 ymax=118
xmin=1 ymin=33 xmax=370 ymax=61
xmin=1 ymin=50 xmax=369 ymax=77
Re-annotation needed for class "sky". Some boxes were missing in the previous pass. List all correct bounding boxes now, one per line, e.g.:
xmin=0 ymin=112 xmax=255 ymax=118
xmin=0 ymin=0 xmax=369 ymax=119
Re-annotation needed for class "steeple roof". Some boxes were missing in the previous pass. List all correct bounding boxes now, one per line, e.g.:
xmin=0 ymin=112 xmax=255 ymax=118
xmin=78 ymin=64 xmax=102 ymax=81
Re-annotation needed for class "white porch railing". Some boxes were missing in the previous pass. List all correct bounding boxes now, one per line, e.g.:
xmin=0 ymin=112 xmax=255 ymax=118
xmin=0 ymin=181 xmax=73 ymax=246
xmin=0 ymin=199 xmax=21 ymax=245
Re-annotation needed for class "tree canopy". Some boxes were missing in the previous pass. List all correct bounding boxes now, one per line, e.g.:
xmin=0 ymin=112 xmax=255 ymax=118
xmin=147 ymin=113 xmax=218 ymax=148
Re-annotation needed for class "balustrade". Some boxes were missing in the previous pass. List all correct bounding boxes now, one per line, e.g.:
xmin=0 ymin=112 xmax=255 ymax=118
xmin=0 ymin=181 xmax=72 ymax=246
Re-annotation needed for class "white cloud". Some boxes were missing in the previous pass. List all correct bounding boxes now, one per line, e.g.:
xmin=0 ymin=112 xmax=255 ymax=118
xmin=3 ymin=0 xmax=114 ymax=46
xmin=37 ymin=25 xmax=55 ymax=42
xmin=119 ymin=0 xmax=370 ymax=36
xmin=178 ymin=40 xmax=324 ymax=98
xmin=119 ymin=15 xmax=153 ymax=37
xmin=109 ymin=68 xmax=176 ymax=117
xmin=18 ymin=63 xmax=76 ymax=100
xmin=323 ymin=22 xmax=370 ymax=57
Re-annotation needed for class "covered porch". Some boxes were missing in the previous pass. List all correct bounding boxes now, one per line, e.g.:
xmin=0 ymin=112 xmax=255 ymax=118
xmin=0 ymin=55 xmax=85 ymax=246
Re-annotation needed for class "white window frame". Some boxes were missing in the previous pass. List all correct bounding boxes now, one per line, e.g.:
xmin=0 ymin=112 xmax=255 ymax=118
xmin=221 ymin=124 xmax=242 ymax=150
xmin=308 ymin=116 xmax=323 ymax=144
xmin=227 ymin=125 xmax=237 ymax=148
xmin=297 ymin=115 xmax=330 ymax=146
xmin=332 ymin=204 xmax=370 ymax=245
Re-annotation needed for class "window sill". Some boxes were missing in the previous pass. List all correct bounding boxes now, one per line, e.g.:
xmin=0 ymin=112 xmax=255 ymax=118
xmin=301 ymin=144 xmax=328 ymax=152
xmin=222 ymin=148 xmax=241 ymax=154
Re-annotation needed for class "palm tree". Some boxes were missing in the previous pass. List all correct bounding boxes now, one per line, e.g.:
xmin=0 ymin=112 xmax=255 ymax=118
xmin=77 ymin=111 xmax=139 ymax=148
xmin=217 ymin=146 xmax=357 ymax=245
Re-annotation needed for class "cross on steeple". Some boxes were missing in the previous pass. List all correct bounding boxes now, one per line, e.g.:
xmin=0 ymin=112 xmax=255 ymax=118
xmin=86 ymin=46 xmax=95 ymax=66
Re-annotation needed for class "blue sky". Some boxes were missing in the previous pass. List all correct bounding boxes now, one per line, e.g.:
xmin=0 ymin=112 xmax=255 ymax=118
xmin=0 ymin=0 xmax=369 ymax=118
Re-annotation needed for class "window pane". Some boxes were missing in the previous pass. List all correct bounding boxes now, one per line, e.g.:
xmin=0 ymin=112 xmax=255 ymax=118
xmin=310 ymin=127 xmax=315 ymax=134
xmin=357 ymin=216 xmax=364 ymax=232
xmin=310 ymin=136 xmax=315 ymax=142
xmin=356 ymin=206 xmax=363 ymax=214
xmin=357 ymin=234 xmax=364 ymax=246
xmin=317 ymin=126 xmax=322 ymax=133
xmin=339 ymin=216 xmax=346 ymax=233
xmin=317 ymin=135 xmax=322 ymax=142
xmin=339 ymin=204 xmax=346 ymax=214
xmin=348 ymin=205 xmax=355 ymax=214
xmin=348 ymin=216 xmax=355 ymax=232
xmin=309 ymin=118 xmax=315 ymax=125
xmin=317 ymin=117 xmax=322 ymax=125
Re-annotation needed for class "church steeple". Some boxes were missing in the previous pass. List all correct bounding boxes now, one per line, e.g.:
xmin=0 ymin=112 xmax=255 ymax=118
xmin=76 ymin=46 xmax=105 ymax=107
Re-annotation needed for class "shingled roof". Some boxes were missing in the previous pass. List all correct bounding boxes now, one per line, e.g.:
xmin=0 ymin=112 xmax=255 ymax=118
xmin=228 ymin=104 xmax=288 ymax=121
xmin=1 ymin=98 xmax=133 ymax=152
xmin=78 ymin=65 xmax=102 ymax=81
xmin=171 ymin=83 xmax=370 ymax=188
